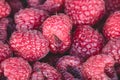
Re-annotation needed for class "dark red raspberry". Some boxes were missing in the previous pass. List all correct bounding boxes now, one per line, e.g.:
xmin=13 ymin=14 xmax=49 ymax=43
xmin=65 ymin=0 xmax=105 ymax=26
xmin=82 ymin=54 xmax=118 ymax=80
xmin=27 ymin=0 xmax=43 ymax=7
xmin=6 ymin=0 xmax=24 ymax=15
xmin=15 ymin=8 xmax=48 ymax=30
xmin=10 ymin=30 xmax=49 ymax=62
xmin=0 ymin=41 xmax=12 ymax=63
xmin=31 ymin=62 xmax=61 ymax=80
xmin=0 ymin=18 xmax=9 ymax=42
xmin=104 ymin=0 xmax=120 ymax=15
xmin=56 ymin=55 xmax=83 ymax=80
xmin=70 ymin=25 xmax=104 ymax=62
xmin=103 ymin=11 xmax=120 ymax=40
xmin=102 ymin=38 xmax=120 ymax=63
xmin=1 ymin=57 xmax=32 ymax=80
xmin=42 ymin=13 xmax=72 ymax=54
xmin=0 ymin=1 xmax=11 ymax=18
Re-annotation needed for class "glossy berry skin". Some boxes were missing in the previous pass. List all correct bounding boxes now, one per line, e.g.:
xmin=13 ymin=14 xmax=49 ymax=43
xmin=0 ymin=1 xmax=11 ymax=18
xmin=65 ymin=0 xmax=105 ymax=26
xmin=82 ymin=54 xmax=118 ymax=80
xmin=10 ymin=30 xmax=49 ymax=62
xmin=1 ymin=57 xmax=32 ymax=80
xmin=31 ymin=62 xmax=61 ymax=80
xmin=70 ymin=25 xmax=104 ymax=62
xmin=15 ymin=8 xmax=48 ymax=30
xmin=56 ymin=55 xmax=83 ymax=80
xmin=104 ymin=0 xmax=120 ymax=15
xmin=102 ymin=38 xmax=120 ymax=63
xmin=0 ymin=41 xmax=12 ymax=63
xmin=42 ymin=13 xmax=72 ymax=54
xmin=103 ymin=11 xmax=120 ymax=40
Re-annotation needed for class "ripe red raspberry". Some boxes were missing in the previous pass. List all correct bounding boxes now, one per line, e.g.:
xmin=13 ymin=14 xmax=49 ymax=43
xmin=103 ymin=11 xmax=120 ymax=40
xmin=56 ymin=55 xmax=83 ymax=80
xmin=1 ymin=57 xmax=32 ymax=80
xmin=70 ymin=25 xmax=104 ymax=62
xmin=0 ymin=1 xmax=11 ymax=18
xmin=0 ymin=41 xmax=12 ymax=63
xmin=42 ymin=13 xmax=72 ymax=54
xmin=65 ymin=0 xmax=105 ymax=26
xmin=82 ymin=54 xmax=118 ymax=80
xmin=31 ymin=62 xmax=61 ymax=80
xmin=0 ymin=18 xmax=9 ymax=42
xmin=102 ymin=38 xmax=120 ymax=63
xmin=104 ymin=0 xmax=120 ymax=15
xmin=15 ymin=8 xmax=48 ymax=30
xmin=10 ymin=30 xmax=49 ymax=62
xmin=6 ymin=0 xmax=24 ymax=15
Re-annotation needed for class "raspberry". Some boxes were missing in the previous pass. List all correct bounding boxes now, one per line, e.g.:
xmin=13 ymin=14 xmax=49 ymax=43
xmin=70 ymin=25 xmax=104 ymax=62
xmin=1 ymin=57 xmax=32 ymax=80
xmin=10 ymin=30 xmax=49 ymax=62
xmin=42 ymin=13 xmax=72 ymax=54
xmin=102 ymin=38 xmax=120 ymax=63
xmin=103 ymin=11 xmax=120 ymax=40
xmin=6 ymin=0 xmax=24 ymax=15
xmin=0 ymin=1 xmax=11 ymax=18
xmin=15 ymin=8 xmax=48 ymax=30
xmin=104 ymin=0 xmax=120 ymax=15
xmin=31 ymin=62 xmax=61 ymax=80
xmin=82 ymin=54 xmax=118 ymax=80
xmin=0 ymin=18 xmax=9 ymax=42
xmin=27 ymin=0 xmax=42 ymax=7
xmin=65 ymin=0 xmax=105 ymax=26
xmin=0 ymin=41 xmax=12 ymax=63
xmin=56 ymin=55 xmax=83 ymax=80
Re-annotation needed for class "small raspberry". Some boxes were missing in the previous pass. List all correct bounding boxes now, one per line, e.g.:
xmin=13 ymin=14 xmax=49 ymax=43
xmin=70 ymin=25 xmax=104 ymax=62
xmin=31 ymin=62 xmax=61 ymax=80
xmin=42 ymin=13 xmax=72 ymax=54
xmin=104 ymin=0 xmax=120 ymax=15
xmin=1 ymin=57 xmax=32 ymax=80
xmin=0 ymin=18 xmax=9 ymax=42
xmin=65 ymin=0 xmax=105 ymax=26
xmin=15 ymin=8 xmax=48 ymax=30
xmin=56 ymin=55 xmax=83 ymax=80
xmin=10 ymin=30 xmax=49 ymax=62
xmin=0 ymin=41 xmax=12 ymax=63
xmin=103 ymin=11 xmax=120 ymax=40
xmin=0 ymin=1 xmax=11 ymax=18
xmin=102 ymin=38 xmax=120 ymax=63
xmin=27 ymin=0 xmax=42 ymax=7
xmin=82 ymin=54 xmax=118 ymax=80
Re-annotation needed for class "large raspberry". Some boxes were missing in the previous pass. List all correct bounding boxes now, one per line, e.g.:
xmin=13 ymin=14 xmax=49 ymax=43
xmin=10 ymin=30 xmax=49 ymax=62
xmin=65 ymin=0 xmax=105 ymax=26
xmin=70 ymin=25 xmax=104 ymax=62
xmin=82 ymin=54 xmax=118 ymax=80
xmin=1 ymin=57 xmax=32 ymax=80
xmin=104 ymin=0 xmax=120 ymax=15
xmin=42 ymin=13 xmax=72 ymax=54
xmin=56 ymin=55 xmax=83 ymax=80
xmin=103 ymin=11 xmax=120 ymax=40
xmin=102 ymin=38 xmax=120 ymax=63
xmin=0 ymin=41 xmax=12 ymax=63
xmin=31 ymin=62 xmax=61 ymax=80
xmin=0 ymin=18 xmax=9 ymax=42
xmin=0 ymin=1 xmax=11 ymax=18
xmin=15 ymin=8 xmax=48 ymax=30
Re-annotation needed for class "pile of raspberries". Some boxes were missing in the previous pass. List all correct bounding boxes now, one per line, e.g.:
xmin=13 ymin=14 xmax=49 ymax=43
xmin=0 ymin=0 xmax=120 ymax=80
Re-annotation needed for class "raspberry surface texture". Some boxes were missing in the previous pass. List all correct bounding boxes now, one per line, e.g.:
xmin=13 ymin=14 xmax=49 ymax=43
xmin=15 ymin=8 xmax=48 ymax=30
xmin=70 ymin=25 xmax=104 ymax=62
xmin=1 ymin=57 xmax=32 ymax=80
xmin=10 ymin=30 xmax=49 ymax=62
xmin=65 ymin=0 xmax=105 ymax=25
xmin=82 ymin=54 xmax=118 ymax=80
xmin=42 ymin=13 xmax=72 ymax=54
